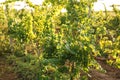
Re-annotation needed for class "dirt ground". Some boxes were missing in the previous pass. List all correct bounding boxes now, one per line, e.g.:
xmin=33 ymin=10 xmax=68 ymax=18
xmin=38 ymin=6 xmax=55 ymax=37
xmin=89 ymin=57 xmax=120 ymax=80
xmin=0 ymin=56 xmax=17 ymax=80
xmin=0 ymin=55 xmax=120 ymax=80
